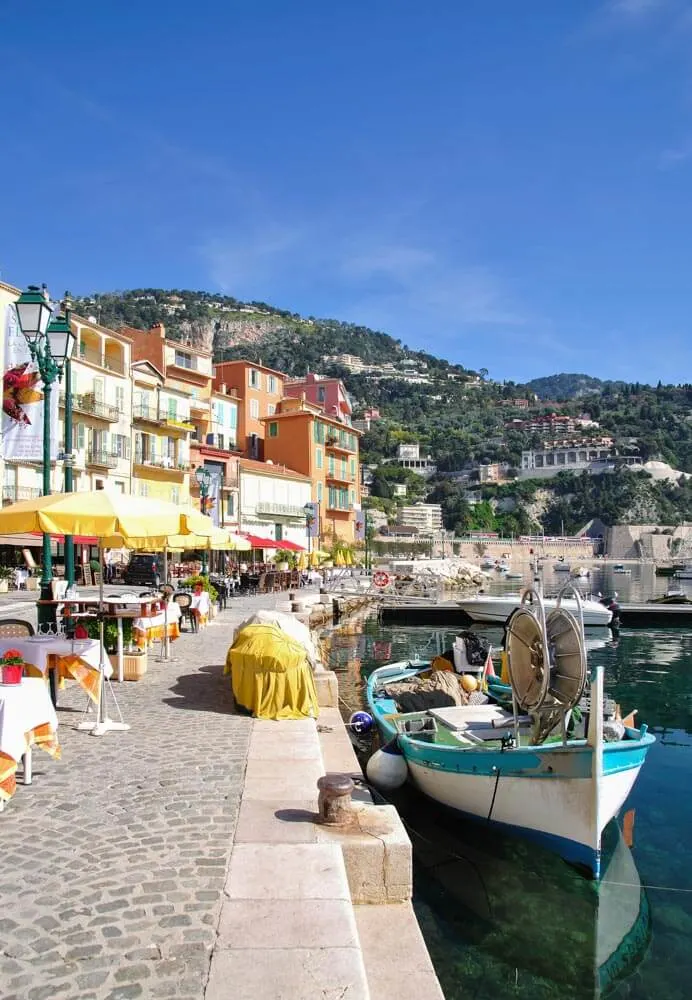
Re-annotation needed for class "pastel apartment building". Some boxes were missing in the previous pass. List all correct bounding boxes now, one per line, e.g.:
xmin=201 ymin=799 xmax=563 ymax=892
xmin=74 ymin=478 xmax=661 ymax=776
xmin=262 ymin=396 xmax=361 ymax=543
xmin=212 ymin=361 xmax=285 ymax=460
xmin=284 ymin=372 xmax=353 ymax=425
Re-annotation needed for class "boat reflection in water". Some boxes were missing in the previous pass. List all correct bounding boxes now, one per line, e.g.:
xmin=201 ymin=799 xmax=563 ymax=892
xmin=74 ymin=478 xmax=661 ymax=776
xmin=394 ymin=789 xmax=651 ymax=999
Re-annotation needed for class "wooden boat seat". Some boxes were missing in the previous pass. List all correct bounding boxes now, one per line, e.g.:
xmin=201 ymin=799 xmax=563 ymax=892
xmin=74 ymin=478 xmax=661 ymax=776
xmin=429 ymin=704 xmax=515 ymax=738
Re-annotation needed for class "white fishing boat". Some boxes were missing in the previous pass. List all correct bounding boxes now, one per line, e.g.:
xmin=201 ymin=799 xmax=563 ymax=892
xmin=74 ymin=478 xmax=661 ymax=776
xmin=572 ymin=566 xmax=591 ymax=579
xmin=674 ymin=564 xmax=692 ymax=579
xmin=457 ymin=592 xmax=612 ymax=626
xmin=612 ymin=564 xmax=631 ymax=575
xmin=554 ymin=561 xmax=571 ymax=572
xmin=366 ymin=589 xmax=653 ymax=878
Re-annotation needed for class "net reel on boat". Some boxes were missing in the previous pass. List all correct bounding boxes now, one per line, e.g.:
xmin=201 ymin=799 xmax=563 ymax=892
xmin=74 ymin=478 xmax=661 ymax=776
xmin=505 ymin=586 xmax=588 ymax=745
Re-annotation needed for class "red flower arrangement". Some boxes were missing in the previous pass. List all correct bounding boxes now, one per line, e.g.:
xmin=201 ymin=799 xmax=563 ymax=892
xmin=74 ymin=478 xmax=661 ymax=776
xmin=0 ymin=648 xmax=25 ymax=684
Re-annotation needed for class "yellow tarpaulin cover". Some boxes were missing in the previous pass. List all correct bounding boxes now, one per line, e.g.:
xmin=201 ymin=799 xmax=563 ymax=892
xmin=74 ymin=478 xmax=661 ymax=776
xmin=225 ymin=623 xmax=319 ymax=720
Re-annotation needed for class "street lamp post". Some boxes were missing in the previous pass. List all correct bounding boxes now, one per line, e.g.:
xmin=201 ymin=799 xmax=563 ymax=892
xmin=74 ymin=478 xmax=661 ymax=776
xmin=303 ymin=503 xmax=314 ymax=560
xmin=61 ymin=295 xmax=75 ymax=587
xmin=195 ymin=466 xmax=212 ymax=575
xmin=15 ymin=286 xmax=75 ymax=627
xmin=363 ymin=506 xmax=371 ymax=572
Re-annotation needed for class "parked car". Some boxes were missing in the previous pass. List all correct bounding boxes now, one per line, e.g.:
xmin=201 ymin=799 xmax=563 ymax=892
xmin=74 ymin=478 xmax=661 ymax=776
xmin=123 ymin=553 xmax=162 ymax=588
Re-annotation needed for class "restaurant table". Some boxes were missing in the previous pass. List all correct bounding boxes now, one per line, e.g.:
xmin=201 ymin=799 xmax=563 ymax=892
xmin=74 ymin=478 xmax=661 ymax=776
xmin=0 ymin=637 xmax=102 ymax=705
xmin=132 ymin=601 xmax=182 ymax=650
xmin=38 ymin=595 xmax=162 ymax=684
xmin=0 ymin=677 xmax=60 ymax=811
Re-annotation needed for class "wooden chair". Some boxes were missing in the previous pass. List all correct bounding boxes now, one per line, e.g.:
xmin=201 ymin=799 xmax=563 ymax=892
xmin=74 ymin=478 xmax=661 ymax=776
xmin=173 ymin=592 xmax=196 ymax=633
xmin=0 ymin=618 xmax=35 ymax=637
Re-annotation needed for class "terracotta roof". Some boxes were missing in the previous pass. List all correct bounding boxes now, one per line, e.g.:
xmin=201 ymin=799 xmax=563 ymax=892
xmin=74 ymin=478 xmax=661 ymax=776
xmin=238 ymin=458 xmax=311 ymax=482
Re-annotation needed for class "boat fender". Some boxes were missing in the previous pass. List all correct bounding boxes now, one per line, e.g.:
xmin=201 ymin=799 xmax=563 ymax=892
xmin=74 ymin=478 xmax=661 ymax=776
xmin=349 ymin=711 xmax=374 ymax=735
xmin=366 ymin=740 xmax=408 ymax=791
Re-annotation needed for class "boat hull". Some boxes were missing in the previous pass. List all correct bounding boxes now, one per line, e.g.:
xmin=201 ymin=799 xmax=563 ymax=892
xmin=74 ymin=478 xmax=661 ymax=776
xmin=457 ymin=595 xmax=612 ymax=627
xmin=403 ymin=745 xmax=645 ymax=877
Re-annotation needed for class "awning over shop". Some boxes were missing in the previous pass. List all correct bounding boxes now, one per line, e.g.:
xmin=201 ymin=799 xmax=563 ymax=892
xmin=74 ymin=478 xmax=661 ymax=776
xmin=240 ymin=534 xmax=306 ymax=551
xmin=0 ymin=532 xmax=98 ymax=547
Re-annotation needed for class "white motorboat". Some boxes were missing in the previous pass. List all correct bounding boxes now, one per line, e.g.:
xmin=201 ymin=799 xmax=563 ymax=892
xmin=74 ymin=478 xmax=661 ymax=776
xmin=554 ymin=561 xmax=571 ymax=573
xmin=674 ymin=564 xmax=692 ymax=579
xmin=458 ymin=593 xmax=612 ymax=626
xmin=571 ymin=566 xmax=591 ymax=579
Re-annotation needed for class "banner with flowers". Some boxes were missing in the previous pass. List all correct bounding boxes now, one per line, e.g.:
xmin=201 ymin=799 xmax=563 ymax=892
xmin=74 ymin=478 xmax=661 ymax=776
xmin=2 ymin=302 xmax=58 ymax=461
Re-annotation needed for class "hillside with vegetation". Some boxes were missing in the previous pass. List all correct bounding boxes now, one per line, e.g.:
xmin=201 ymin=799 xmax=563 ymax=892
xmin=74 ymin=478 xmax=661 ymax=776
xmin=74 ymin=288 xmax=692 ymax=532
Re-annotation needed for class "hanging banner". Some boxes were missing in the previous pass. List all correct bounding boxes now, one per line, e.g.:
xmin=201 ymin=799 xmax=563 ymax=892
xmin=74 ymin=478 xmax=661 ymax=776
xmin=2 ymin=302 xmax=58 ymax=461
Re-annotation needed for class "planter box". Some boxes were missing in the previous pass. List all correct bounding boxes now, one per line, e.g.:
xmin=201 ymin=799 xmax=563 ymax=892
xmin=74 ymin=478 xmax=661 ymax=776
xmin=109 ymin=651 xmax=148 ymax=681
xmin=26 ymin=577 xmax=39 ymax=591
xmin=0 ymin=580 xmax=8 ymax=593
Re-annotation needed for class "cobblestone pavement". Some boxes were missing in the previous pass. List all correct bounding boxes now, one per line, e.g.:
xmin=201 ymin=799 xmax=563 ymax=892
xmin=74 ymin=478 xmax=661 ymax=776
xmin=0 ymin=591 xmax=300 ymax=1000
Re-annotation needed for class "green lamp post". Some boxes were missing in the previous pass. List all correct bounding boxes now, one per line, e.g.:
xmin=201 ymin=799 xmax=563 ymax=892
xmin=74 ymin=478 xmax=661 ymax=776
xmin=15 ymin=286 xmax=76 ymax=626
xmin=195 ymin=465 xmax=212 ymax=575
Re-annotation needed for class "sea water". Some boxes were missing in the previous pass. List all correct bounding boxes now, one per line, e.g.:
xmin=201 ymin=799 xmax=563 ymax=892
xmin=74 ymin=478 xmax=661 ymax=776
xmin=325 ymin=566 xmax=692 ymax=999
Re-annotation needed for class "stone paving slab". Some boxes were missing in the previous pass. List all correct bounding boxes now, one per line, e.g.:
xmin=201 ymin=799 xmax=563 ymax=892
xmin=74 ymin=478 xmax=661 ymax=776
xmin=0 ymin=592 xmax=296 ymax=1000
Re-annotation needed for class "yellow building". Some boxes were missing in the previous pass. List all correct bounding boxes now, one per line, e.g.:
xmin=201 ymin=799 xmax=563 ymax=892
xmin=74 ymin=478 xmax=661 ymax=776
xmin=2 ymin=307 xmax=133 ymax=502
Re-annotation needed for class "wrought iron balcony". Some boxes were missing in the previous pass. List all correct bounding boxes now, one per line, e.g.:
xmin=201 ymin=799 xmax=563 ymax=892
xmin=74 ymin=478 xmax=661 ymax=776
xmin=256 ymin=502 xmax=308 ymax=518
xmin=86 ymin=449 xmax=119 ymax=469
xmin=60 ymin=393 xmax=120 ymax=422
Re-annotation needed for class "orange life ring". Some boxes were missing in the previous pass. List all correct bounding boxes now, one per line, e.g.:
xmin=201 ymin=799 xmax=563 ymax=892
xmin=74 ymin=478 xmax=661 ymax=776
xmin=373 ymin=571 xmax=391 ymax=589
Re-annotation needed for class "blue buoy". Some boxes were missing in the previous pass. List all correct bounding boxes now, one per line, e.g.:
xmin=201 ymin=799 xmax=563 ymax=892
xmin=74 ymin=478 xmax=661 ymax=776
xmin=349 ymin=711 xmax=374 ymax=735
xmin=366 ymin=740 xmax=408 ymax=790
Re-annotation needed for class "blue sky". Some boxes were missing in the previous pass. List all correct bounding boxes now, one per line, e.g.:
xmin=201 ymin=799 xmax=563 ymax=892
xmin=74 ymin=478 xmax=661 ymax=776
xmin=2 ymin=0 xmax=692 ymax=384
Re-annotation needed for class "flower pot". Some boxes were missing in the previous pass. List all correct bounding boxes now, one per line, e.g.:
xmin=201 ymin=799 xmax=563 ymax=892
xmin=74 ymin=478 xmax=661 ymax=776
xmin=0 ymin=664 xmax=23 ymax=684
xmin=109 ymin=651 xmax=148 ymax=681
xmin=0 ymin=580 xmax=8 ymax=593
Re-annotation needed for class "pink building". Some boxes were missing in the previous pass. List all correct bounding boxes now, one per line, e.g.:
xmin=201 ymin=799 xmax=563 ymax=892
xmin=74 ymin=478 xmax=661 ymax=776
xmin=283 ymin=372 xmax=352 ymax=425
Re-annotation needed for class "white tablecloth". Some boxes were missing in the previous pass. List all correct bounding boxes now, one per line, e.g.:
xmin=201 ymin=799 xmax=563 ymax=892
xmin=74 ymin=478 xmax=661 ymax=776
xmin=0 ymin=638 xmax=102 ymax=675
xmin=0 ymin=678 xmax=58 ymax=763
xmin=133 ymin=602 xmax=182 ymax=633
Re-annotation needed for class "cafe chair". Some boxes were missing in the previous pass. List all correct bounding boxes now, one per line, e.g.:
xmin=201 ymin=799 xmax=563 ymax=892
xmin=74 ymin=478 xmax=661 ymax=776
xmin=173 ymin=592 xmax=196 ymax=633
xmin=0 ymin=618 xmax=35 ymax=637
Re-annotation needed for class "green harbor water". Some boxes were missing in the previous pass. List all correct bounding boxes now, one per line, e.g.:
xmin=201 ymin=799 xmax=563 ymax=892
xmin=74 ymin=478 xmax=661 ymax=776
xmin=325 ymin=565 xmax=692 ymax=1000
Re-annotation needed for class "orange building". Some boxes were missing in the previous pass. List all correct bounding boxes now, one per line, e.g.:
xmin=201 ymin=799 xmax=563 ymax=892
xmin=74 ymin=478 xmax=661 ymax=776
xmin=212 ymin=361 xmax=285 ymax=460
xmin=261 ymin=396 xmax=361 ymax=543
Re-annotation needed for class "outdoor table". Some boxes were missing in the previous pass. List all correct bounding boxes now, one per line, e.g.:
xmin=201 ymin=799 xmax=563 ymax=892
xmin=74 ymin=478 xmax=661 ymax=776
xmin=0 ymin=637 xmax=102 ymax=706
xmin=132 ymin=601 xmax=182 ymax=649
xmin=0 ymin=677 xmax=60 ymax=812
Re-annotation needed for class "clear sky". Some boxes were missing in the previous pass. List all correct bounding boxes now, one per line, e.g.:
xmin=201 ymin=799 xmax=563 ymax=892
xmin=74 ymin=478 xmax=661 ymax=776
xmin=2 ymin=0 xmax=691 ymax=384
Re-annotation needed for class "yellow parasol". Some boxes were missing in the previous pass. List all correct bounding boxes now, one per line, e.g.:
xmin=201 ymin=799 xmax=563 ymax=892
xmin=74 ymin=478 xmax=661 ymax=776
xmin=129 ymin=527 xmax=251 ymax=552
xmin=0 ymin=491 xmax=214 ymax=546
xmin=310 ymin=550 xmax=320 ymax=567
xmin=344 ymin=550 xmax=353 ymax=566
xmin=335 ymin=551 xmax=346 ymax=567
xmin=297 ymin=551 xmax=309 ymax=571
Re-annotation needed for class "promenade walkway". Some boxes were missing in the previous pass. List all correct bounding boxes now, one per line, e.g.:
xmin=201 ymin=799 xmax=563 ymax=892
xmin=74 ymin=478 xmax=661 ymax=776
xmin=0 ymin=591 xmax=299 ymax=1000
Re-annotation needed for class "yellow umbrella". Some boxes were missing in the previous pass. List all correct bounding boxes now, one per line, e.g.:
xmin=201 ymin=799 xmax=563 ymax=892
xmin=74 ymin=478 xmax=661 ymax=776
xmin=310 ymin=550 xmax=320 ymax=567
xmin=344 ymin=550 xmax=353 ymax=566
xmin=0 ymin=491 xmax=214 ymax=546
xmin=335 ymin=551 xmax=346 ymax=567
xmin=130 ymin=528 xmax=251 ymax=552
xmin=297 ymin=552 xmax=308 ymax=571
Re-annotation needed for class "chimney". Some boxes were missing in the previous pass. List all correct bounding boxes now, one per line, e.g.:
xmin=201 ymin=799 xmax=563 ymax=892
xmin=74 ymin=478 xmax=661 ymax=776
xmin=150 ymin=322 xmax=166 ymax=339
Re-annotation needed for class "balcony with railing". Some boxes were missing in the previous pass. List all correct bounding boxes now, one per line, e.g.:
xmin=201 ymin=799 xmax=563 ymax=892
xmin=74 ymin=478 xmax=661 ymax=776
xmin=78 ymin=343 xmax=126 ymax=375
xmin=86 ymin=449 xmax=119 ymax=469
xmin=133 ymin=454 xmax=190 ymax=475
xmin=325 ymin=434 xmax=356 ymax=453
xmin=2 ymin=486 xmax=42 ymax=503
xmin=60 ymin=393 xmax=120 ymax=422
xmin=133 ymin=403 xmax=161 ymax=424
xmin=255 ymin=502 xmax=308 ymax=519
xmin=325 ymin=501 xmax=354 ymax=513
xmin=326 ymin=471 xmax=356 ymax=486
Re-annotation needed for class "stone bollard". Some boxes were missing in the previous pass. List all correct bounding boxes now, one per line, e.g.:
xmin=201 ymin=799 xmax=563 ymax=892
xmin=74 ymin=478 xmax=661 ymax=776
xmin=316 ymin=773 xmax=356 ymax=827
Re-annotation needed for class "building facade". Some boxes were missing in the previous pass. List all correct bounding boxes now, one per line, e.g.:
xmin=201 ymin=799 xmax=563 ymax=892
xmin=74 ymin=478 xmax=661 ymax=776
xmin=397 ymin=503 xmax=444 ymax=533
xmin=284 ymin=372 xmax=353 ymax=425
xmin=238 ymin=459 xmax=312 ymax=549
xmin=212 ymin=361 xmax=285 ymax=460
xmin=261 ymin=396 xmax=361 ymax=543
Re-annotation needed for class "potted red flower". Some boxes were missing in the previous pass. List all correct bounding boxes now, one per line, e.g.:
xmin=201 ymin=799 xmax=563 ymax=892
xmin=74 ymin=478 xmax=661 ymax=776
xmin=0 ymin=648 xmax=24 ymax=685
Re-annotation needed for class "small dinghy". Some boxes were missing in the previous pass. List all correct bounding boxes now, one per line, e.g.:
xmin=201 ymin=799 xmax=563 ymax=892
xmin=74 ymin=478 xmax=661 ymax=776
xmin=366 ymin=587 xmax=654 ymax=878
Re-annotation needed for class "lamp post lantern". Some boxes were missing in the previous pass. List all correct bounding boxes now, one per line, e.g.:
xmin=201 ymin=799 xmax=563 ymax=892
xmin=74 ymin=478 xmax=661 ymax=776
xmin=15 ymin=286 xmax=76 ymax=626
xmin=195 ymin=465 xmax=212 ymax=575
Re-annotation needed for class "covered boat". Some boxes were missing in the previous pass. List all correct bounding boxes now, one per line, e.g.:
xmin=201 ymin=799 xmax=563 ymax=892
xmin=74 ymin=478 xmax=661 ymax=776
xmin=225 ymin=621 xmax=319 ymax=720
xmin=366 ymin=588 xmax=654 ymax=878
